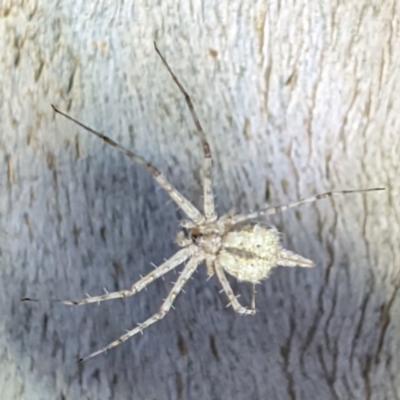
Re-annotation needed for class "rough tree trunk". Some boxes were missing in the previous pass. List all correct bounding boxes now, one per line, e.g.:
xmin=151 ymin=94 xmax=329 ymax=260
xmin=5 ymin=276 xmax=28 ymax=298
xmin=1 ymin=1 xmax=398 ymax=399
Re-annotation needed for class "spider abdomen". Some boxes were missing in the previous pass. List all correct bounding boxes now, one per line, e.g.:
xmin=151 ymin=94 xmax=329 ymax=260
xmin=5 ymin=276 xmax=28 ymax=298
xmin=218 ymin=225 xmax=281 ymax=282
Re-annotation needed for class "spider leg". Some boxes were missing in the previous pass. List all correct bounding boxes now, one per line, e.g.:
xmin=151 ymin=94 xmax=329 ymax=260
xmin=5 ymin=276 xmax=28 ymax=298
xmin=51 ymin=105 xmax=204 ymax=224
xmin=251 ymin=284 xmax=256 ymax=312
xmin=228 ymin=187 xmax=385 ymax=225
xmin=205 ymin=258 xmax=215 ymax=276
xmin=154 ymin=42 xmax=216 ymax=221
xmin=57 ymin=246 xmax=196 ymax=306
xmin=79 ymin=254 xmax=203 ymax=362
xmin=214 ymin=260 xmax=256 ymax=316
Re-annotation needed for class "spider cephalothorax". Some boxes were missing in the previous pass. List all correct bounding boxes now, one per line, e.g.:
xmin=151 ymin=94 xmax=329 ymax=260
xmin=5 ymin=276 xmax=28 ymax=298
xmin=24 ymin=42 xmax=384 ymax=362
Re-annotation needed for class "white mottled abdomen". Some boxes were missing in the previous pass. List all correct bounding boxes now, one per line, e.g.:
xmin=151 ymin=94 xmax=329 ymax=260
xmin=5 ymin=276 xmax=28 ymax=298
xmin=218 ymin=225 xmax=281 ymax=282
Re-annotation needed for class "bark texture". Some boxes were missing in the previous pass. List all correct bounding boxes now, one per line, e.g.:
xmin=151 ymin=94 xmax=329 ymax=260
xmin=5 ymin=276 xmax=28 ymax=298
xmin=1 ymin=1 xmax=398 ymax=399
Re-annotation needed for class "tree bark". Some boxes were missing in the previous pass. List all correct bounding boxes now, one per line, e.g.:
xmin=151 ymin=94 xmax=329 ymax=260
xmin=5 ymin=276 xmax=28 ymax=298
xmin=1 ymin=1 xmax=397 ymax=399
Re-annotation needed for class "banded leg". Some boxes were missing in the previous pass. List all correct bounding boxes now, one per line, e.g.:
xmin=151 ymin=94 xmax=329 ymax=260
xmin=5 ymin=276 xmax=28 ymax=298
xmin=65 ymin=246 xmax=195 ymax=306
xmin=51 ymin=105 xmax=204 ymax=224
xmin=23 ymin=246 xmax=195 ymax=305
xmin=214 ymin=260 xmax=256 ymax=316
xmin=79 ymin=254 xmax=203 ymax=362
xmin=229 ymin=187 xmax=385 ymax=225
xmin=154 ymin=42 xmax=216 ymax=221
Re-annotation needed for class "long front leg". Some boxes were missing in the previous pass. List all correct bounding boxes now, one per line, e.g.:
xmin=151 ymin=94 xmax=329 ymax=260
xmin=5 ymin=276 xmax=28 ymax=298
xmin=51 ymin=105 xmax=204 ymax=224
xmin=79 ymin=254 xmax=203 ymax=362
xmin=228 ymin=187 xmax=385 ymax=225
xmin=154 ymin=43 xmax=216 ymax=221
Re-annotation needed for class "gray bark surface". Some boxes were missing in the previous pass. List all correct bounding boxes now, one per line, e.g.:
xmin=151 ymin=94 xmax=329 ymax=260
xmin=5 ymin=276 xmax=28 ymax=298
xmin=1 ymin=1 xmax=398 ymax=399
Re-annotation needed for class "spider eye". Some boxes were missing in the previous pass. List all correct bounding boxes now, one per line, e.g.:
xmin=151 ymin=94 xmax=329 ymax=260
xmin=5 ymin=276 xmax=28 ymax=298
xmin=190 ymin=227 xmax=201 ymax=241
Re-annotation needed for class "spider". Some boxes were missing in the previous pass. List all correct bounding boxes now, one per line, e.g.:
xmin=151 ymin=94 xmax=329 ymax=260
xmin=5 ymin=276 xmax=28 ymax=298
xmin=24 ymin=42 xmax=384 ymax=362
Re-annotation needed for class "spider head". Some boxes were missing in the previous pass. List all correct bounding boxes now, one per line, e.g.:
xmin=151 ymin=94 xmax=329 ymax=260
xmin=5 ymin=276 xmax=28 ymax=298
xmin=176 ymin=220 xmax=225 ymax=255
xmin=175 ymin=228 xmax=196 ymax=247
xmin=177 ymin=219 xmax=202 ymax=244
xmin=175 ymin=225 xmax=202 ymax=247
